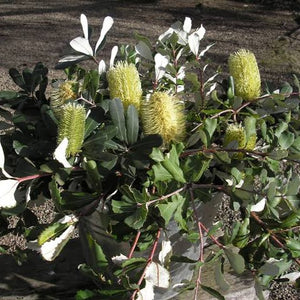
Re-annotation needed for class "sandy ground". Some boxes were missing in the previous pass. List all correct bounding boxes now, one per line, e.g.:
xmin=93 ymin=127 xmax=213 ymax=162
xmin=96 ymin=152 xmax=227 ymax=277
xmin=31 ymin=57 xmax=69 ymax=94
xmin=0 ymin=0 xmax=299 ymax=92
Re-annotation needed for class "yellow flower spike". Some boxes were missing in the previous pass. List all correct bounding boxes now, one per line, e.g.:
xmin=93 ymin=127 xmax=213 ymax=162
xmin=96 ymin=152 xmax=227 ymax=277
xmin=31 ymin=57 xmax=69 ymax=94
xmin=228 ymin=49 xmax=261 ymax=101
xmin=57 ymin=103 xmax=86 ymax=157
xmin=50 ymin=81 xmax=78 ymax=119
xmin=245 ymin=134 xmax=257 ymax=151
xmin=107 ymin=61 xmax=142 ymax=111
xmin=224 ymin=123 xmax=246 ymax=159
xmin=141 ymin=91 xmax=186 ymax=144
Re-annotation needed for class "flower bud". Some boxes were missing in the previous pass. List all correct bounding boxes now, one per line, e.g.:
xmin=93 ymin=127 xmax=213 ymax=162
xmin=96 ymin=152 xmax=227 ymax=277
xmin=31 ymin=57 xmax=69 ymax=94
xmin=228 ymin=49 xmax=261 ymax=101
xmin=141 ymin=92 xmax=185 ymax=144
xmin=107 ymin=61 xmax=142 ymax=111
xmin=224 ymin=124 xmax=246 ymax=159
xmin=50 ymin=81 xmax=78 ymax=118
xmin=57 ymin=103 xmax=86 ymax=156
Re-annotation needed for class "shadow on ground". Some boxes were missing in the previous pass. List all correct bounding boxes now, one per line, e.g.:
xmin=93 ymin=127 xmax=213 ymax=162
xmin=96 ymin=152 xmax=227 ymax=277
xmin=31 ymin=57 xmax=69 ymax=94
xmin=0 ymin=239 xmax=91 ymax=300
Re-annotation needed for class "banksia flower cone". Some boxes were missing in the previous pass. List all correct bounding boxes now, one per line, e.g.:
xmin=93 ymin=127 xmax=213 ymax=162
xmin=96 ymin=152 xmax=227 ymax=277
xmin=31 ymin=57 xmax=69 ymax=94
xmin=228 ymin=49 xmax=261 ymax=101
xmin=224 ymin=124 xmax=246 ymax=159
xmin=141 ymin=92 xmax=185 ymax=144
xmin=57 ymin=103 xmax=86 ymax=156
xmin=107 ymin=61 xmax=142 ymax=110
xmin=50 ymin=81 xmax=78 ymax=119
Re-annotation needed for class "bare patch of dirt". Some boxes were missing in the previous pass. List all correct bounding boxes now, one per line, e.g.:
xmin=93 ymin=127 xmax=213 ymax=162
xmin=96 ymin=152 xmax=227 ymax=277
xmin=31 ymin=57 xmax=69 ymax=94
xmin=0 ymin=0 xmax=299 ymax=90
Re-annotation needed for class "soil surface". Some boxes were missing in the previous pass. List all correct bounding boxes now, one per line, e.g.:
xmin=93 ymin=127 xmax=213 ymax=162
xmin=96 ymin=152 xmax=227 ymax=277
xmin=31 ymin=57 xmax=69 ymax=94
xmin=0 ymin=0 xmax=299 ymax=91
xmin=0 ymin=0 xmax=300 ymax=299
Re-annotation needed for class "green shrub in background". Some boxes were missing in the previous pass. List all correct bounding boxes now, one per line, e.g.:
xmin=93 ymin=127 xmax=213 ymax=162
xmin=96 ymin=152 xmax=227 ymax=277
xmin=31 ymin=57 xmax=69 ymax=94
xmin=0 ymin=14 xmax=299 ymax=300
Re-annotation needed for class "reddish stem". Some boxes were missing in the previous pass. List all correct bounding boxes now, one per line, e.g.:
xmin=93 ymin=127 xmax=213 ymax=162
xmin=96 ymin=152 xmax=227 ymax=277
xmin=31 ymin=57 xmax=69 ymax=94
xmin=128 ymin=231 xmax=141 ymax=259
xmin=17 ymin=172 xmax=51 ymax=183
xmin=131 ymin=228 xmax=161 ymax=300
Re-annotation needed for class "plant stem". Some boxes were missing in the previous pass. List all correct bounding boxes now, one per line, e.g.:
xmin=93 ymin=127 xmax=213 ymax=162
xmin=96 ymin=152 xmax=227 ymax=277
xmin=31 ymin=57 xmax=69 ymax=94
xmin=141 ymin=185 xmax=187 ymax=208
xmin=189 ymin=188 xmax=204 ymax=300
xmin=131 ymin=228 xmax=161 ymax=300
xmin=128 ymin=231 xmax=141 ymax=259
xmin=17 ymin=172 xmax=51 ymax=183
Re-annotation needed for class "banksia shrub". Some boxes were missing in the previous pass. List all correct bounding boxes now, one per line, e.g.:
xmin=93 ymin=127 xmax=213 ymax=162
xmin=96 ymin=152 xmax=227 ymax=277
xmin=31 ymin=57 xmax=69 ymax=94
xmin=107 ymin=61 xmax=142 ymax=110
xmin=141 ymin=91 xmax=185 ymax=144
xmin=50 ymin=81 xmax=78 ymax=118
xmin=228 ymin=49 xmax=261 ymax=101
xmin=57 ymin=103 xmax=86 ymax=156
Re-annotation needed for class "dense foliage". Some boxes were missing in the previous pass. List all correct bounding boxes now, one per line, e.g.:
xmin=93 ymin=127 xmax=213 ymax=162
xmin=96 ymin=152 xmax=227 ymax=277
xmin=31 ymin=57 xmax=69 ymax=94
xmin=0 ymin=15 xmax=299 ymax=300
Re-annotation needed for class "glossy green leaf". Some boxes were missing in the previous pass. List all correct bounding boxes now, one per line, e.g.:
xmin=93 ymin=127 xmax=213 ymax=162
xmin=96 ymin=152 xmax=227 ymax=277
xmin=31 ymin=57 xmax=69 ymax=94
xmin=126 ymin=105 xmax=139 ymax=145
xmin=214 ymin=258 xmax=230 ymax=291
xmin=38 ymin=222 xmax=69 ymax=245
xmin=200 ymin=284 xmax=225 ymax=300
xmin=109 ymin=98 xmax=127 ymax=142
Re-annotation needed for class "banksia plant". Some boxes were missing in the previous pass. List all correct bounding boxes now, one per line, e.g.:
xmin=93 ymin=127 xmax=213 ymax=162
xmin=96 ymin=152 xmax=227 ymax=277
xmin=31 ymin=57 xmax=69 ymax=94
xmin=228 ymin=49 xmax=261 ymax=101
xmin=141 ymin=91 xmax=185 ymax=144
xmin=107 ymin=61 xmax=142 ymax=110
xmin=57 ymin=103 xmax=86 ymax=157
xmin=50 ymin=81 xmax=78 ymax=118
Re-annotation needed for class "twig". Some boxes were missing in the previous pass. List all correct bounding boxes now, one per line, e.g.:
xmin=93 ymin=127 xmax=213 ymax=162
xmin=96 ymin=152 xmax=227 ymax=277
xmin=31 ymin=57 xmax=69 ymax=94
xmin=139 ymin=185 xmax=187 ymax=208
xmin=189 ymin=188 xmax=204 ymax=300
xmin=17 ymin=172 xmax=51 ymax=183
xmin=131 ymin=228 xmax=161 ymax=300
xmin=128 ymin=231 xmax=141 ymax=259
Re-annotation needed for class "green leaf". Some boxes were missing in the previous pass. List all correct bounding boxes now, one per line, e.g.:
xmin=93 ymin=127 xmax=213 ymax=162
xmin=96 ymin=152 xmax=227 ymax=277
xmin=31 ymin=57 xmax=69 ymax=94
xmin=182 ymin=154 xmax=211 ymax=182
xmin=278 ymin=132 xmax=294 ymax=150
xmin=49 ymin=179 xmax=63 ymax=211
xmin=200 ymin=285 xmax=225 ymax=300
xmin=151 ymin=163 xmax=174 ymax=182
xmin=275 ymin=122 xmax=288 ymax=138
xmin=130 ymin=134 xmax=163 ymax=153
xmin=83 ymin=125 xmax=118 ymax=148
xmin=126 ymin=105 xmax=139 ymax=145
xmin=205 ymin=118 xmax=218 ymax=139
xmin=84 ymin=106 xmax=105 ymax=138
xmin=85 ymin=233 xmax=109 ymax=271
xmin=158 ymin=194 xmax=184 ymax=225
xmin=109 ymin=98 xmax=127 ymax=142
xmin=224 ymin=248 xmax=245 ymax=274
xmin=287 ymin=175 xmax=300 ymax=195
xmin=214 ymin=258 xmax=230 ymax=291
xmin=60 ymin=191 xmax=98 ymax=211
xmin=286 ymin=238 xmax=300 ymax=252
xmin=124 ymin=204 xmax=147 ymax=229
xmin=76 ymin=289 xmax=96 ymax=300
xmin=0 ymin=90 xmax=20 ymax=102
xmin=150 ymin=147 xmax=165 ymax=162
xmin=259 ymin=262 xmax=280 ymax=276
xmin=38 ymin=222 xmax=69 ymax=245
xmin=9 ymin=68 xmax=26 ymax=90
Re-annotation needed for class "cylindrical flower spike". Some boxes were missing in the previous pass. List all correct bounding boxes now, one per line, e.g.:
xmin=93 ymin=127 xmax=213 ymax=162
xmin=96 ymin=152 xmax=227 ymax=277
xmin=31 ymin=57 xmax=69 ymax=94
xmin=57 ymin=103 xmax=86 ymax=157
xmin=228 ymin=49 xmax=261 ymax=101
xmin=50 ymin=81 xmax=78 ymax=119
xmin=224 ymin=123 xmax=246 ymax=159
xmin=141 ymin=92 xmax=186 ymax=144
xmin=107 ymin=61 xmax=142 ymax=111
